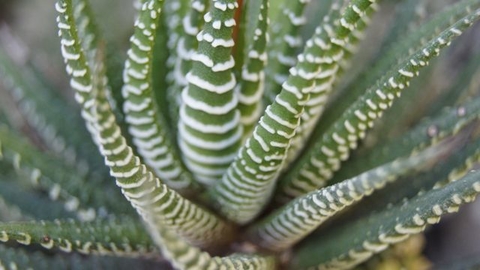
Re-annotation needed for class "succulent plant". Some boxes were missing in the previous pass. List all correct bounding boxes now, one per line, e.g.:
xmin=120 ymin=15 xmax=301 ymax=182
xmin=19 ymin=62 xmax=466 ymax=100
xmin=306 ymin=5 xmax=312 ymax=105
xmin=0 ymin=0 xmax=480 ymax=269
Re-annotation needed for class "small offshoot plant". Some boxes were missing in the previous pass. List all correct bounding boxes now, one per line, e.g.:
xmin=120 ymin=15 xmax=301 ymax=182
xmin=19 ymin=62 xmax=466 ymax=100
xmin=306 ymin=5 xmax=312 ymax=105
xmin=1 ymin=0 xmax=480 ymax=269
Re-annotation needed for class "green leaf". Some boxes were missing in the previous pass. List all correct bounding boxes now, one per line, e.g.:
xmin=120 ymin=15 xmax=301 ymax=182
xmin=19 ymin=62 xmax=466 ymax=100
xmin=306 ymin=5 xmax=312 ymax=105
xmin=331 ymin=94 xmax=480 ymax=183
xmin=278 ymin=5 xmax=480 ymax=200
xmin=72 ymin=0 xmax=101 ymax=63
xmin=316 ymin=0 xmax=478 ymax=137
xmin=0 ymin=245 xmax=161 ymax=270
xmin=208 ymin=0 xmax=378 ymax=224
xmin=284 ymin=2 xmax=377 ymax=167
xmin=72 ymin=0 xmax=127 ymax=137
xmin=232 ymin=0 xmax=261 ymax=76
xmin=178 ymin=0 xmax=242 ymax=185
xmin=263 ymin=0 xmax=311 ymax=102
xmin=247 ymin=144 xmax=446 ymax=251
xmin=236 ymin=0 xmax=269 ymax=139
xmin=164 ymin=0 xmax=208 ymax=129
xmin=56 ymin=0 xmax=236 ymax=247
xmin=121 ymin=0 xmax=197 ymax=192
xmin=0 ymin=201 xmax=24 ymax=223
xmin=360 ymin=60 xmax=436 ymax=147
xmin=148 ymin=225 xmax=277 ymax=270
xmin=341 ymin=135 xmax=480 ymax=222
xmin=151 ymin=2 xmax=176 ymax=132
xmin=0 ymin=218 xmax=155 ymax=257
xmin=291 ymin=169 xmax=480 ymax=269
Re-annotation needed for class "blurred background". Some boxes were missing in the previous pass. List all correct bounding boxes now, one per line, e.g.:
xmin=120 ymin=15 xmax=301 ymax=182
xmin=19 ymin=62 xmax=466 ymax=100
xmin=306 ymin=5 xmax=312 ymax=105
xmin=0 ymin=0 xmax=479 ymax=268
xmin=0 ymin=0 xmax=133 ymax=89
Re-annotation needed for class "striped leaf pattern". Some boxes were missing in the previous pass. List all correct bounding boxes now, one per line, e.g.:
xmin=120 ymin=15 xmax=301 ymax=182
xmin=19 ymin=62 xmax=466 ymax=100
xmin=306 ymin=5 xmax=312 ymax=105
xmin=148 ymin=225 xmax=276 ymax=270
xmin=336 ymin=3 xmax=374 ymax=71
xmin=337 ymin=136 xmax=480 ymax=224
xmin=278 ymin=7 xmax=480 ymax=200
xmin=121 ymin=0 xmax=196 ymax=191
xmin=72 ymin=0 xmax=100 ymax=64
xmin=332 ymin=94 xmax=480 ymax=182
xmin=89 ymin=102 xmax=235 ymax=247
xmin=72 ymin=0 xmax=122 ymax=120
xmin=1 ymin=0 xmax=480 ymax=268
xmin=178 ymin=0 xmax=242 ymax=186
xmin=282 ymin=5 xmax=342 ymax=167
xmin=292 ymin=169 xmax=480 ymax=269
xmin=264 ymin=0 xmax=310 ymax=102
xmin=209 ymin=0 xmax=377 ymax=224
xmin=237 ymin=0 xmax=269 ymax=139
xmin=0 ymin=219 xmax=155 ymax=256
xmin=56 ymin=0 xmax=235 ymax=247
xmin=0 ymin=245 xmax=159 ymax=270
xmin=285 ymin=2 xmax=377 ymax=167
xmin=164 ymin=0 xmax=208 ymax=127
xmin=324 ymin=0 xmax=479 ymax=135
xmin=163 ymin=0 xmax=188 ymax=66
xmin=247 ymin=145 xmax=444 ymax=251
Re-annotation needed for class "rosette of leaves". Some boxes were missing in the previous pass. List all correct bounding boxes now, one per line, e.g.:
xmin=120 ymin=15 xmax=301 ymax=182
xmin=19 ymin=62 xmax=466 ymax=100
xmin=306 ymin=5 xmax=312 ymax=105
xmin=0 ymin=0 xmax=480 ymax=269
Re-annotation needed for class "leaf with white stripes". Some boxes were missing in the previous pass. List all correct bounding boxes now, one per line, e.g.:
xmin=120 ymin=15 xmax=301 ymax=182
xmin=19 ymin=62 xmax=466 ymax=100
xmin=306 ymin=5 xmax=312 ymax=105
xmin=318 ymin=0 xmax=479 ymax=136
xmin=178 ymin=0 xmax=242 ymax=186
xmin=331 ymin=94 xmax=480 ymax=183
xmin=93 ymin=72 xmax=236 ymax=247
xmin=208 ymin=0 xmax=378 ymax=224
xmin=57 ymin=0 xmax=235 ymax=248
xmin=72 ymin=0 xmax=101 ymax=64
xmin=343 ymin=135 xmax=480 ymax=221
xmin=121 ymin=0 xmax=197 ymax=192
xmin=72 ymin=0 xmax=128 ymax=133
xmin=147 ymin=225 xmax=277 ymax=270
xmin=236 ymin=0 xmax=269 ymax=139
xmin=277 ymin=5 xmax=480 ymax=200
xmin=164 ymin=0 xmax=208 ymax=128
xmin=232 ymin=0 xmax=261 ymax=76
xmin=247 ymin=143 xmax=446 ymax=251
xmin=263 ymin=0 xmax=310 ymax=103
xmin=284 ymin=1 xmax=377 ymax=167
xmin=0 ymin=218 xmax=155 ymax=257
xmin=291 ymin=169 xmax=480 ymax=269
xmin=0 ymin=245 xmax=159 ymax=270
